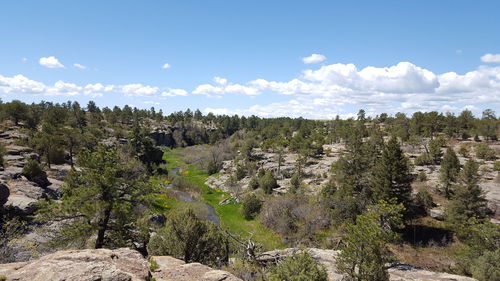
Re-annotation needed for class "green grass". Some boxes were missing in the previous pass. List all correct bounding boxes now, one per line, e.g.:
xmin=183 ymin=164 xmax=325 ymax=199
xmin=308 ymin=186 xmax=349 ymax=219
xmin=161 ymin=147 xmax=285 ymax=250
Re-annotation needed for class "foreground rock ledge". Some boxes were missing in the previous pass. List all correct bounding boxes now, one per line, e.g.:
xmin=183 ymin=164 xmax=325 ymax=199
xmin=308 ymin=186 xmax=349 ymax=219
xmin=0 ymin=248 xmax=242 ymax=281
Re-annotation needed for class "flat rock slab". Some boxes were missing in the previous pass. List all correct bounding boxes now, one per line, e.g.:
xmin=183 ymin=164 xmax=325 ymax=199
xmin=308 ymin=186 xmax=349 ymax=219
xmin=151 ymin=256 xmax=242 ymax=281
xmin=0 ymin=248 xmax=149 ymax=281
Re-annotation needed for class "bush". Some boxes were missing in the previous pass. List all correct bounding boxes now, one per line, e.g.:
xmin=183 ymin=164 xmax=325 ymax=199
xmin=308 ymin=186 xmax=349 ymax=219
xmin=259 ymin=171 xmax=278 ymax=194
xmin=413 ymin=189 xmax=434 ymax=216
xmin=235 ymin=164 xmax=246 ymax=180
xmin=290 ymin=172 xmax=301 ymax=193
xmin=414 ymin=153 xmax=433 ymax=166
xmin=147 ymin=209 xmax=229 ymax=267
xmin=206 ymin=159 xmax=219 ymax=175
xmin=248 ymin=176 xmax=259 ymax=190
xmin=493 ymin=161 xmax=500 ymax=172
xmin=417 ymin=171 xmax=427 ymax=182
xmin=0 ymin=143 xmax=6 ymax=168
xmin=458 ymin=145 xmax=469 ymax=158
xmin=270 ymin=250 xmax=328 ymax=281
xmin=242 ymin=194 xmax=262 ymax=220
xmin=475 ymin=143 xmax=496 ymax=160
xmin=22 ymin=160 xmax=49 ymax=187
xmin=471 ymin=249 xmax=500 ymax=281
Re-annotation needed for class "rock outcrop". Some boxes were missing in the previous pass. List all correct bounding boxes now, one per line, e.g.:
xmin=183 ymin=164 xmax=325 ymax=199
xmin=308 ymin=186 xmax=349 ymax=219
xmin=150 ymin=256 xmax=241 ymax=281
xmin=259 ymin=248 xmax=477 ymax=281
xmin=0 ymin=248 xmax=243 ymax=281
xmin=0 ymin=248 xmax=150 ymax=281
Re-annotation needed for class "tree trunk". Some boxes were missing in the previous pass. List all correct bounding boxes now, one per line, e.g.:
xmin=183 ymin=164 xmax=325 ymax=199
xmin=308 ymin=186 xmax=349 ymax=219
xmin=95 ymin=205 xmax=112 ymax=249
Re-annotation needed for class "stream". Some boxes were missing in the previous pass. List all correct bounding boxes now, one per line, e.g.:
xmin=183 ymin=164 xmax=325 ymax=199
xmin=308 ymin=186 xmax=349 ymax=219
xmin=167 ymin=166 xmax=220 ymax=225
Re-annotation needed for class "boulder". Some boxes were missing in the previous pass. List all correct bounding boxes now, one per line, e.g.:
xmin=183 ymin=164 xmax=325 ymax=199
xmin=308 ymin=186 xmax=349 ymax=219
xmin=429 ymin=208 xmax=445 ymax=220
xmin=0 ymin=248 xmax=149 ymax=281
xmin=259 ymin=248 xmax=477 ymax=281
xmin=5 ymin=145 xmax=33 ymax=156
xmin=150 ymin=256 xmax=242 ymax=281
xmin=0 ymin=166 xmax=23 ymax=181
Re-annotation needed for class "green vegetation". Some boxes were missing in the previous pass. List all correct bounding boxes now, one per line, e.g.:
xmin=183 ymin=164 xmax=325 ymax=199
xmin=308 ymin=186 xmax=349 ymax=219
xmin=270 ymin=250 xmax=328 ymax=281
xmin=147 ymin=209 xmax=229 ymax=267
xmin=337 ymin=201 xmax=405 ymax=281
xmin=439 ymin=147 xmax=461 ymax=198
xmin=241 ymin=194 xmax=262 ymax=220
xmin=162 ymin=148 xmax=285 ymax=250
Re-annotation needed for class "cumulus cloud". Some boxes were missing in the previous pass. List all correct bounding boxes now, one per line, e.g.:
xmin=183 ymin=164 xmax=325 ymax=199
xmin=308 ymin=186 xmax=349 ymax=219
xmin=39 ymin=56 xmax=64 ymax=68
xmin=161 ymin=88 xmax=188 ymax=97
xmin=162 ymin=63 xmax=171 ymax=69
xmin=194 ymin=61 xmax=500 ymax=118
xmin=481 ymin=53 xmax=500 ymax=63
xmin=121 ymin=84 xmax=159 ymax=96
xmin=192 ymin=77 xmax=260 ymax=97
xmin=302 ymin=53 xmax=326 ymax=64
xmin=73 ymin=63 xmax=87 ymax=69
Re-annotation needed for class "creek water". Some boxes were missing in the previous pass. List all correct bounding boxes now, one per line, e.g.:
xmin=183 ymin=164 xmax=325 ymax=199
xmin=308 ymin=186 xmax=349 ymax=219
xmin=167 ymin=166 xmax=220 ymax=225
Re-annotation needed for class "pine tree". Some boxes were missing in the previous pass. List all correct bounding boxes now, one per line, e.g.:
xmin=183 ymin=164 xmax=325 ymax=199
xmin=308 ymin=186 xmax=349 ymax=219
xmin=439 ymin=147 xmax=461 ymax=198
xmin=37 ymin=145 xmax=155 ymax=249
xmin=445 ymin=159 xmax=489 ymax=231
xmin=337 ymin=201 xmax=404 ymax=281
xmin=371 ymin=137 xmax=412 ymax=209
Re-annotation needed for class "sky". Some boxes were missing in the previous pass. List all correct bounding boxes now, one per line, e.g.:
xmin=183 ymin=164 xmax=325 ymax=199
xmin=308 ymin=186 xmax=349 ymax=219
xmin=1 ymin=0 xmax=499 ymax=119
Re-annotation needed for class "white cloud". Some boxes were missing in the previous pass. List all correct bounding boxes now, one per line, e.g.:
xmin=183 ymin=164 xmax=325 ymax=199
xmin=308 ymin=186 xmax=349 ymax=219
xmin=144 ymin=101 xmax=160 ymax=105
xmin=39 ymin=56 xmax=64 ymax=68
xmin=302 ymin=53 xmax=326 ymax=64
xmin=21 ymin=57 xmax=28 ymax=62
xmin=162 ymin=63 xmax=171 ymax=69
xmin=192 ymin=77 xmax=260 ymax=97
xmin=73 ymin=63 xmax=87 ymax=69
xmin=481 ymin=53 xmax=500 ymax=64
xmin=161 ymin=88 xmax=188 ymax=97
xmin=121 ymin=84 xmax=159 ymax=96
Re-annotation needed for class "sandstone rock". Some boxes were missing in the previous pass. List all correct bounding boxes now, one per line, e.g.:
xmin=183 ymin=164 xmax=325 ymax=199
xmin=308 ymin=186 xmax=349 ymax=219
xmin=5 ymin=145 xmax=33 ymax=156
xmin=259 ymin=248 xmax=477 ymax=281
xmin=151 ymin=256 xmax=242 ymax=281
xmin=3 ymin=194 xmax=38 ymax=215
xmin=0 ymin=248 xmax=149 ymax=281
xmin=0 ymin=166 xmax=23 ymax=181
xmin=429 ymin=208 xmax=444 ymax=220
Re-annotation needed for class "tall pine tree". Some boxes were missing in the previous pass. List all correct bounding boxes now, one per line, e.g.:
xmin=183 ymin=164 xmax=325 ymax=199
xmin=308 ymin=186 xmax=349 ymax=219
xmin=439 ymin=147 xmax=461 ymax=198
xmin=371 ymin=137 xmax=412 ymax=209
xmin=445 ymin=159 xmax=489 ymax=231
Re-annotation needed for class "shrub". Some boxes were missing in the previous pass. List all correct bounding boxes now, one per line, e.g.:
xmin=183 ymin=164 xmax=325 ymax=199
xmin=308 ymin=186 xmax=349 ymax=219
xmin=471 ymin=249 xmax=500 ymax=281
xmin=290 ymin=172 xmax=301 ymax=193
xmin=22 ymin=160 xmax=49 ymax=187
xmin=493 ymin=161 xmax=500 ymax=172
xmin=235 ymin=164 xmax=246 ymax=180
xmin=259 ymin=171 xmax=278 ymax=194
xmin=147 ymin=209 xmax=229 ymax=267
xmin=414 ymin=153 xmax=433 ymax=166
xmin=458 ymin=145 xmax=469 ymax=158
xmin=242 ymin=194 xmax=262 ymax=220
xmin=0 ymin=143 xmax=6 ymax=168
xmin=206 ymin=159 xmax=219 ymax=175
xmin=413 ymin=189 xmax=434 ymax=216
xmin=270 ymin=250 xmax=328 ymax=281
xmin=475 ymin=143 xmax=496 ymax=160
xmin=247 ymin=176 xmax=259 ymax=190
xmin=417 ymin=171 xmax=427 ymax=182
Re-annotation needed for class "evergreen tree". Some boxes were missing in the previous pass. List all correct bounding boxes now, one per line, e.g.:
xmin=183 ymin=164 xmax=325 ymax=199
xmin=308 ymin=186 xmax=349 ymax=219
xmin=371 ymin=137 xmax=412 ymax=209
xmin=428 ymin=139 xmax=443 ymax=164
xmin=259 ymin=170 xmax=278 ymax=194
xmin=270 ymin=250 xmax=328 ymax=281
xmin=37 ymin=145 xmax=155 ymax=249
xmin=439 ymin=147 xmax=461 ymax=198
xmin=445 ymin=159 xmax=489 ymax=231
xmin=337 ymin=201 xmax=404 ymax=281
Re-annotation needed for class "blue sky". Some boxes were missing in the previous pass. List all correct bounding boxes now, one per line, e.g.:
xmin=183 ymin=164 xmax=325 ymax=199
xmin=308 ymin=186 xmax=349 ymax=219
xmin=1 ymin=0 xmax=499 ymax=118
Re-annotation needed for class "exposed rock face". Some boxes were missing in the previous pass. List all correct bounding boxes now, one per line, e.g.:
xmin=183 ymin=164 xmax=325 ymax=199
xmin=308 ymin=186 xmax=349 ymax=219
xmin=150 ymin=256 xmax=242 ymax=281
xmin=0 ymin=248 xmax=150 ymax=281
xmin=0 ymin=248 xmax=242 ymax=281
xmin=259 ymin=248 xmax=477 ymax=281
